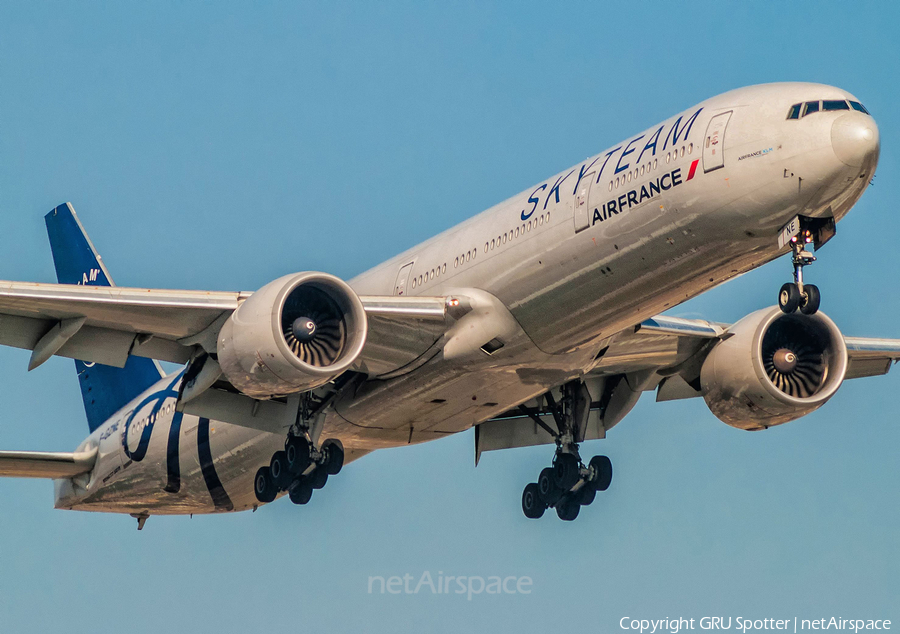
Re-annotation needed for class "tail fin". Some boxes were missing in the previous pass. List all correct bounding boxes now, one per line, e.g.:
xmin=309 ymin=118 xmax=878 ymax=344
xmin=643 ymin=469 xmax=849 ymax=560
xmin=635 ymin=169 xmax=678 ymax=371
xmin=45 ymin=203 xmax=164 ymax=432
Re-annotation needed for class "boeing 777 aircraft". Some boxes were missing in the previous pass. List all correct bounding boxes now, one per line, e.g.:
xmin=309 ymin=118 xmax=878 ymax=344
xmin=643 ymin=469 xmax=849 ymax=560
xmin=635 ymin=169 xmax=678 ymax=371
xmin=0 ymin=82 xmax=895 ymax=525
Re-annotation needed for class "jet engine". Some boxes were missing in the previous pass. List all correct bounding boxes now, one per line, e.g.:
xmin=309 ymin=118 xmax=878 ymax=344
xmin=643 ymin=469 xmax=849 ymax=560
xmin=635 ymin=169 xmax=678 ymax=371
xmin=700 ymin=306 xmax=847 ymax=430
xmin=217 ymin=272 xmax=367 ymax=398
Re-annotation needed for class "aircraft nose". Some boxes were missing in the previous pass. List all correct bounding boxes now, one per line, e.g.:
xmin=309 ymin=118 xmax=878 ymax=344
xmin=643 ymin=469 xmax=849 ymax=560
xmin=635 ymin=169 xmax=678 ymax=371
xmin=831 ymin=112 xmax=879 ymax=168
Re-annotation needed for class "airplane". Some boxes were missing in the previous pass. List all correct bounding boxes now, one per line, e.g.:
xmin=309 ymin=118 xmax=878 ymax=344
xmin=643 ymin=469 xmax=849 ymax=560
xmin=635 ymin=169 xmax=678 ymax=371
xmin=0 ymin=81 xmax=895 ymax=527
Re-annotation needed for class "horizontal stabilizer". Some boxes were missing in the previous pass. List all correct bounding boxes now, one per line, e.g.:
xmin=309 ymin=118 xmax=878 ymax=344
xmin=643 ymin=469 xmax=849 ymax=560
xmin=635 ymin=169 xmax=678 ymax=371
xmin=0 ymin=449 xmax=96 ymax=479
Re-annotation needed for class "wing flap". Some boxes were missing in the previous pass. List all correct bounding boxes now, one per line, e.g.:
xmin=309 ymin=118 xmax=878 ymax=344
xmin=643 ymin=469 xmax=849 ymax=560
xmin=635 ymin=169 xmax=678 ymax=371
xmin=0 ymin=449 xmax=96 ymax=479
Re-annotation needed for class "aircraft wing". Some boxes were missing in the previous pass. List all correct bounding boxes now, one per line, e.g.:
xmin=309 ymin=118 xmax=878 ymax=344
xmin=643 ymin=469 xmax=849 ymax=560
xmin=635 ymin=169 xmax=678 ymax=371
xmin=0 ymin=449 xmax=96 ymax=478
xmin=587 ymin=314 xmax=900 ymax=388
xmin=0 ymin=279 xmax=452 ymax=374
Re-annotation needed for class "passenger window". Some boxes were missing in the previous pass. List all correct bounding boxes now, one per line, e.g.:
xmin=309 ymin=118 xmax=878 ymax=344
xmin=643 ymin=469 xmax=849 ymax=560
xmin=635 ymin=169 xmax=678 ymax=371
xmin=802 ymin=101 xmax=820 ymax=117
xmin=849 ymin=101 xmax=870 ymax=114
xmin=823 ymin=100 xmax=850 ymax=111
xmin=786 ymin=103 xmax=802 ymax=120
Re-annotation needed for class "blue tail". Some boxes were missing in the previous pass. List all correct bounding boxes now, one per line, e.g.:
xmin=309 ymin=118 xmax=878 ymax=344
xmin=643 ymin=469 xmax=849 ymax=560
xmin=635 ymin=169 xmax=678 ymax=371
xmin=45 ymin=203 xmax=164 ymax=432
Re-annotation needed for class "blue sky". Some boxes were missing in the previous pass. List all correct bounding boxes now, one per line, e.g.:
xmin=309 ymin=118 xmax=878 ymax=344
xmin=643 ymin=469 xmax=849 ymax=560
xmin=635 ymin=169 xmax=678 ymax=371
xmin=0 ymin=2 xmax=898 ymax=632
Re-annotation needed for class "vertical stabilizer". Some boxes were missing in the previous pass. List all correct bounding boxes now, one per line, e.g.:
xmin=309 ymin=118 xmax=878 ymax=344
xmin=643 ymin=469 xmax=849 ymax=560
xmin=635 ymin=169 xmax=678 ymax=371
xmin=45 ymin=203 xmax=164 ymax=432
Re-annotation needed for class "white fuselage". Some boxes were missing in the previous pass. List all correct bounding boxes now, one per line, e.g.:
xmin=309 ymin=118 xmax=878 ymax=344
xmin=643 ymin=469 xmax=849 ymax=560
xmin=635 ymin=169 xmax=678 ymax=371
xmin=56 ymin=82 xmax=879 ymax=515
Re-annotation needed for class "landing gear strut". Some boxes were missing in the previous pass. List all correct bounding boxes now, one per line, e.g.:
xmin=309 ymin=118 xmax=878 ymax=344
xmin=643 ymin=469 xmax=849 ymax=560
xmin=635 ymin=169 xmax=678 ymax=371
xmin=779 ymin=230 xmax=820 ymax=315
xmin=254 ymin=393 xmax=346 ymax=506
xmin=519 ymin=381 xmax=613 ymax=521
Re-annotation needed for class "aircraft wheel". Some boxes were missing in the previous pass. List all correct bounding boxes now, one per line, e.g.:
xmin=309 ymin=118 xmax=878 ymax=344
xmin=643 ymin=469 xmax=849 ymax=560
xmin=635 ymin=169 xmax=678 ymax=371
xmin=288 ymin=478 xmax=313 ymax=505
xmin=269 ymin=451 xmax=290 ymax=490
xmin=310 ymin=466 xmax=328 ymax=490
xmin=286 ymin=436 xmax=312 ymax=475
xmin=538 ymin=467 xmax=561 ymax=505
xmin=779 ymin=283 xmax=801 ymax=314
xmin=321 ymin=439 xmax=345 ymax=476
xmin=799 ymin=284 xmax=821 ymax=315
xmin=577 ymin=485 xmax=596 ymax=506
xmin=553 ymin=453 xmax=580 ymax=491
xmin=254 ymin=467 xmax=277 ymax=504
xmin=556 ymin=496 xmax=580 ymax=521
xmin=522 ymin=483 xmax=545 ymax=519
xmin=588 ymin=455 xmax=613 ymax=491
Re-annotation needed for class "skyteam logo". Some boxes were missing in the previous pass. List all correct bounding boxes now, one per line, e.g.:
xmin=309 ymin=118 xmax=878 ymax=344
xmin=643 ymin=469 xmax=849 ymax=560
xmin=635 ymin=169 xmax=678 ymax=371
xmin=519 ymin=107 xmax=703 ymax=222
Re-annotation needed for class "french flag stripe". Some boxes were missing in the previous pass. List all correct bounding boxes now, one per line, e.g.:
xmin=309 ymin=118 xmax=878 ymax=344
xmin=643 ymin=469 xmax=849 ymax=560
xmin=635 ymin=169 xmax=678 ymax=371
xmin=687 ymin=159 xmax=699 ymax=181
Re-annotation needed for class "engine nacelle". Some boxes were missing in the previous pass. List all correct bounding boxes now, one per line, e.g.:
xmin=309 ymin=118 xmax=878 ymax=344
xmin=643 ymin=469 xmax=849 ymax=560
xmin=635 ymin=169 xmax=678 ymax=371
xmin=700 ymin=306 xmax=848 ymax=430
xmin=217 ymin=272 xmax=367 ymax=398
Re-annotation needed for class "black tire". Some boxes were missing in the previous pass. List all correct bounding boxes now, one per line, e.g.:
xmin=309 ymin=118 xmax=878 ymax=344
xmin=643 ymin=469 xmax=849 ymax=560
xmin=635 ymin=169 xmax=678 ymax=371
xmin=253 ymin=467 xmax=277 ymax=503
xmin=779 ymin=282 xmax=801 ymax=314
xmin=799 ymin=284 xmax=821 ymax=315
xmin=537 ymin=467 xmax=561 ymax=505
xmin=288 ymin=478 xmax=313 ymax=505
xmin=286 ymin=436 xmax=312 ymax=475
xmin=589 ymin=455 xmax=613 ymax=491
xmin=269 ymin=451 xmax=290 ymax=490
xmin=310 ymin=466 xmax=328 ymax=490
xmin=321 ymin=439 xmax=345 ymax=476
xmin=556 ymin=496 xmax=580 ymax=521
xmin=522 ymin=483 xmax=545 ymax=519
xmin=553 ymin=453 xmax=580 ymax=491
xmin=577 ymin=485 xmax=596 ymax=506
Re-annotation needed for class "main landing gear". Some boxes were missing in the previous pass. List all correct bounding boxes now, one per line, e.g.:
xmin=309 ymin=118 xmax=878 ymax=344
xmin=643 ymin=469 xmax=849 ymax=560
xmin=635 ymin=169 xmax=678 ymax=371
xmin=519 ymin=381 xmax=613 ymax=521
xmin=254 ymin=392 xmax=345 ymax=506
xmin=778 ymin=229 xmax=820 ymax=316
xmin=254 ymin=436 xmax=344 ymax=505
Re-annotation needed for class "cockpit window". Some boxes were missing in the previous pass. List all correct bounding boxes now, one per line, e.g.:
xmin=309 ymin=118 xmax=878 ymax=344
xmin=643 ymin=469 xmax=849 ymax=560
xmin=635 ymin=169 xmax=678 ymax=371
xmin=789 ymin=99 xmax=871 ymax=120
xmin=823 ymin=99 xmax=850 ymax=111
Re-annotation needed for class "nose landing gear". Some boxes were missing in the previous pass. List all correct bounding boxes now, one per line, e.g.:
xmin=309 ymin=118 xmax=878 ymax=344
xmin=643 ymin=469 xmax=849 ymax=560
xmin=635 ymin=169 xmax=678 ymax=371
xmin=519 ymin=381 xmax=613 ymax=521
xmin=778 ymin=230 xmax=820 ymax=315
